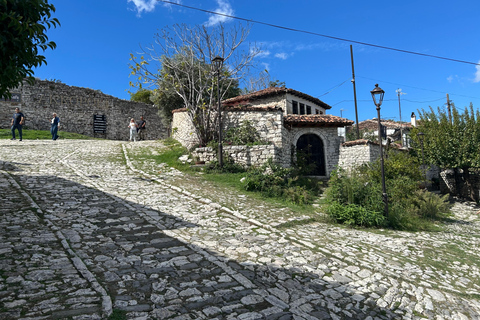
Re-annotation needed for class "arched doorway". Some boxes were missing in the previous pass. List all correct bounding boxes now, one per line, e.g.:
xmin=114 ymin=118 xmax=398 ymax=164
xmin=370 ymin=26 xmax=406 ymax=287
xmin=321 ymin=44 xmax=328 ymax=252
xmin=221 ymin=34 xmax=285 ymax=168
xmin=296 ymin=134 xmax=326 ymax=176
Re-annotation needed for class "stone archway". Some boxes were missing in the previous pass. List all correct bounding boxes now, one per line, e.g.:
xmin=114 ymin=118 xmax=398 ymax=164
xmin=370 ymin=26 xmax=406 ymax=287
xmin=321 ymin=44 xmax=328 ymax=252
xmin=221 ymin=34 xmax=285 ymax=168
xmin=296 ymin=133 xmax=326 ymax=176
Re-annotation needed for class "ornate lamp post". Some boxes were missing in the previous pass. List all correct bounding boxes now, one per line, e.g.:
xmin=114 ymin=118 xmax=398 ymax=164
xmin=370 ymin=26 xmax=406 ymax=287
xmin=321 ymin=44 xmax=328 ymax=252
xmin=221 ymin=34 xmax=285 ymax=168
xmin=417 ymin=132 xmax=427 ymax=189
xmin=212 ymin=56 xmax=225 ymax=167
xmin=371 ymin=84 xmax=388 ymax=216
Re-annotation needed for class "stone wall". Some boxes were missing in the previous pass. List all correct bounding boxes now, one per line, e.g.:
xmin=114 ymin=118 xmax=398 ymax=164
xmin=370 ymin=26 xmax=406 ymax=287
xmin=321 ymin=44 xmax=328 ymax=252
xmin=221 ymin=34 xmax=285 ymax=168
xmin=192 ymin=145 xmax=279 ymax=168
xmin=171 ymin=109 xmax=198 ymax=149
xmin=338 ymin=140 xmax=381 ymax=171
xmin=1 ymin=80 xmax=168 ymax=140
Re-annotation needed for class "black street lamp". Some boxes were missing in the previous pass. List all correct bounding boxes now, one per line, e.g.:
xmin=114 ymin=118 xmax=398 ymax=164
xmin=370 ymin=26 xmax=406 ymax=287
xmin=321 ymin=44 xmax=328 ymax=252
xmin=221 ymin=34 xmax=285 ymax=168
xmin=212 ymin=56 xmax=225 ymax=167
xmin=417 ymin=132 xmax=427 ymax=189
xmin=371 ymin=84 xmax=388 ymax=217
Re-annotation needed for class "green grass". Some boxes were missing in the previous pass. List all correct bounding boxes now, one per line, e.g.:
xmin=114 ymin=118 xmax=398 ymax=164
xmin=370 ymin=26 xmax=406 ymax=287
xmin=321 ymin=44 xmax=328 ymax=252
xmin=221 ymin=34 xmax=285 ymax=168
xmin=0 ymin=128 xmax=99 ymax=140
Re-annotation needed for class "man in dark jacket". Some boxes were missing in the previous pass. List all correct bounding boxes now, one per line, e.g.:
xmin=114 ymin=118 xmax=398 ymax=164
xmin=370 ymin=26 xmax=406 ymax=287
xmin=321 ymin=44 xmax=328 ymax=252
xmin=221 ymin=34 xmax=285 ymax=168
xmin=11 ymin=107 xmax=24 ymax=141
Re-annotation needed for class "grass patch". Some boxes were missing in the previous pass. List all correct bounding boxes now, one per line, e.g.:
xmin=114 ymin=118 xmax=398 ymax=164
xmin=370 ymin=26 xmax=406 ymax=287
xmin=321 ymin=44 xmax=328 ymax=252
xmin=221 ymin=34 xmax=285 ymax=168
xmin=0 ymin=129 xmax=99 ymax=140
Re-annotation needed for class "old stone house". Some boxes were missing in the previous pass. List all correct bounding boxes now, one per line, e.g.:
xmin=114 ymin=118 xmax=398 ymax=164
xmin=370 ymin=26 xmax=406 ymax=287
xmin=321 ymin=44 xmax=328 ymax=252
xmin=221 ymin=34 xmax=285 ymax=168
xmin=353 ymin=118 xmax=413 ymax=147
xmin=172 ymin=87 xmax=354 ymax=177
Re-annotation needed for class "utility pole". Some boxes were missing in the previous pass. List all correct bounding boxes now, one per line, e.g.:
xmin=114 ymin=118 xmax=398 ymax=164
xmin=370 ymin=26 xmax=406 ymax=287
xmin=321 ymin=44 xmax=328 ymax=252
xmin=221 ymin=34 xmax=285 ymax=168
xmin=396 ymin=88 xmax=406 ymax=146
xmin=350 ymin=45 xmax=360 ymax=139
xmin=446 ymin=93 xmax=452 ymax=124
xmin=340 ymin=108 xmax=344 ymax=117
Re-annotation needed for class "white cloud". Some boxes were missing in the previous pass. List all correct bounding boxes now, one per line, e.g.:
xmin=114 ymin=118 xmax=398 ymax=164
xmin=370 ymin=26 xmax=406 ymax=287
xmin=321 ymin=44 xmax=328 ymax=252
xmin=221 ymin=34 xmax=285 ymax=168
xmin=447 ymin=75 xmax=454 ymax=83
xmin=274 ymin=52 xmax=288 ymax=60
xmin=261 ymin=62 xmax=270 ymax=72
xmin=474 ymin=60 xmax=480 ymax=83
xmin=204 ymin=0 xmax=234 ymax=27
xmin=128 ymin=0 xmax=181 ymax=16
xmin=257 ymin=50 xmax=271 ymax=58
xmin=128 ymin=0 xmax=157 ymax=15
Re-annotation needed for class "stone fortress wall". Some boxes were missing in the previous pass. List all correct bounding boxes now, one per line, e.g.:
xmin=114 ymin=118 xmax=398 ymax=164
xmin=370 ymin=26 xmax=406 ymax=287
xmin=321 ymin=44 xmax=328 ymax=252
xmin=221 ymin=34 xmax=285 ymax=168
xmin=0 ymin=79 xmax=168 ymax=140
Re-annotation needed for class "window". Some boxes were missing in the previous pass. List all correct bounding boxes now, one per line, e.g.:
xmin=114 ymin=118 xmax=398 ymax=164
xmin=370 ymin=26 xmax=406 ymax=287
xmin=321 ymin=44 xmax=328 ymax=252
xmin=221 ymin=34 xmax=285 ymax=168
xmin=300 ymin=103 xmax=305 ymax=115
xmin=292 ymin=100 xmax=298 ymax=114
xmin=315 ymin=109 xmax=319 ymax=114
xmin=306 ymin=105 xmax=312 ymax=114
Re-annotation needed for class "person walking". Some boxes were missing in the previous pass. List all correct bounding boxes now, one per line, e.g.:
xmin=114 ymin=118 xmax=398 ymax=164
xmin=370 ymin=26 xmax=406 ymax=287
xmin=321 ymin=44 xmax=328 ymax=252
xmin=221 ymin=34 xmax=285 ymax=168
xmin=11 ymin=107 xmax=25 ymax=141
xmin=137 ymin=116 xmax=146 ymax=141
xmin=51 ymin=113 xmax=60 ymax=140
xmin=128 ymin=118 xmax=138 ymax=142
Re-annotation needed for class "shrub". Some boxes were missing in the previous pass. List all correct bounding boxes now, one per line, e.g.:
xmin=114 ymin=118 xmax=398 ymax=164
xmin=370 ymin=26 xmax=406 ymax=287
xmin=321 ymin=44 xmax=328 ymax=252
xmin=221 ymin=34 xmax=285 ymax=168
xmin=324 ymin=151 xmax=452 ymax=230
xmin=223 ymin=120 xmax=267 ymax=146
xmin=326 ymin=202 xmax=385 ymax=227
xmin=205 ymin=156 xmax=245 ymax=174
xmin=242 ymin=159 xmax=318 ymax=205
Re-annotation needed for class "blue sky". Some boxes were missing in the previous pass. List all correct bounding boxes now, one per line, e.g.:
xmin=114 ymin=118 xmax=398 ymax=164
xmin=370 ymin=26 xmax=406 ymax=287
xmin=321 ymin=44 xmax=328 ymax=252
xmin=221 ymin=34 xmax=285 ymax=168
xmin=33 ymin=0 xmax=480 ymax=123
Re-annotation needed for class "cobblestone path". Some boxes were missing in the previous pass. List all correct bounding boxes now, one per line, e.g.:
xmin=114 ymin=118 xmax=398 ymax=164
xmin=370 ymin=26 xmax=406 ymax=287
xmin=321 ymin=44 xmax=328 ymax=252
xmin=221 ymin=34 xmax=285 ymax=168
xmin=1 ymin=139 xmax=479 ymax=320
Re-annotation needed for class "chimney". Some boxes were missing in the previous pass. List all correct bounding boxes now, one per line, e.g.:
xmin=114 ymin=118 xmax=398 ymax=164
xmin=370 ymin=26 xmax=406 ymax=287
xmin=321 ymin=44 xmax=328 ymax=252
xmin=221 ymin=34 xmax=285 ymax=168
xmin=411 ymin=112 xmax=416 ymax=127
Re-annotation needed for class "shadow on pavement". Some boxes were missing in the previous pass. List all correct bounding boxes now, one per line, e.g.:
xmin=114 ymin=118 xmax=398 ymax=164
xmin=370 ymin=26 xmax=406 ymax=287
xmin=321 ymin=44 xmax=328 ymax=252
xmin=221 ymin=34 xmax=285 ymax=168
xmin=0 ymin=166 xmax=399 ymax=319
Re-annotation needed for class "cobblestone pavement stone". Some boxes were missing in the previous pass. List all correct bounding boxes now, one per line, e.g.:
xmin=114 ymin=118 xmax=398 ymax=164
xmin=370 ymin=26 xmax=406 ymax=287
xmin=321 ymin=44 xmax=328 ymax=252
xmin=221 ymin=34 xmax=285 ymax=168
xmin=1 ymin=139 xmax=479 ymax=320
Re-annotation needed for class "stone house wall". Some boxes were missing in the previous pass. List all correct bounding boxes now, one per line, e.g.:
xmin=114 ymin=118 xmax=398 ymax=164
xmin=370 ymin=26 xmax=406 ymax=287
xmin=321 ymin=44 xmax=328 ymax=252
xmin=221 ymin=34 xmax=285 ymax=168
xmin=171 ymin=109 xmax=198 ymax=149
xmin=1 ymin=80 xmax=168 ymax=140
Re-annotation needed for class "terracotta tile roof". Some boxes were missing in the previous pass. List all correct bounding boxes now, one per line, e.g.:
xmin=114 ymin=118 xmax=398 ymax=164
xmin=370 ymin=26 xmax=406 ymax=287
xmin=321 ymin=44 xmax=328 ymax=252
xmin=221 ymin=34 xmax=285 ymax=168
xmin=171 ymin=105 xmax=283 ymax=113
xmin=284 ymin=115 xmax=354 ymax=128
xmin=357 ymin=119 xmax=412 ymax=130
xmin=223 ymin=105 xmax=283 ymax=112
xmin=342 ymin=139 xmax=379 ymax=147
xmin=222 ymin=87 xmax=332 ymax=109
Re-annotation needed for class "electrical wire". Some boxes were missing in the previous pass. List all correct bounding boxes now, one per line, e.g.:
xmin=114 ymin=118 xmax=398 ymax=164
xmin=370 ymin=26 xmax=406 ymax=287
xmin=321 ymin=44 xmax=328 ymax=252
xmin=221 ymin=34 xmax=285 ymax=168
xmin=157 ymin=0 xmax=480 ymax=67
xmin=357 ymin=76 xmax=480 ymax=100
xmin=317 ymin=79 xmax=350 ymax=97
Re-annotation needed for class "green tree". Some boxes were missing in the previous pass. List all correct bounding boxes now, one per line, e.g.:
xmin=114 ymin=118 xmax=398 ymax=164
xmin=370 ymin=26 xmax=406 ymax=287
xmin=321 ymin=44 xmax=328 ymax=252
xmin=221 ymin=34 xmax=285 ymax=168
xmin=0 ymin=0 xmax=60 ymax=99
xmin=413 ymin=104 xmax=480 ymax=201
xmin=130 ymin=89 xmax=153 ymax=104
xmin=129 ymin=23 xmax=259 ymax=146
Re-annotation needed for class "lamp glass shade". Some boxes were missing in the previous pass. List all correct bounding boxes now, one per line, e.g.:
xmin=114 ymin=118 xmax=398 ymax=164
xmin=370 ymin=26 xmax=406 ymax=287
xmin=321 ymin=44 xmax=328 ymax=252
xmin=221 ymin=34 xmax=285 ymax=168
xmin=212 ymin=56 xmax=224 ymax=71
xmin=371 ymin=84 xmax=385 ymax=107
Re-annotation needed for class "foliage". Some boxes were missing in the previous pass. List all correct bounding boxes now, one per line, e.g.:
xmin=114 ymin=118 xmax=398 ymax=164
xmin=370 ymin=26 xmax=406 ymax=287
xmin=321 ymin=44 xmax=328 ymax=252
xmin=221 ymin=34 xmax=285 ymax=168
xmin=242 ymin=159 xmax=320 ymax=205
xmin=205 ymin=156 xmax=245 ymax=174
xmin=129 ymin=23 xmax=259 ymax=146
xmin=324 ymin=150 xmax=452 ymax=230
xmin=325 ymin=202 xmax=385 ymax=228
xmin=414 ymin=104 xmax=480 ymax=201
xmin=295 ymin=149 xmax=318 ymax=175
xmin=0 ymin=0 xmax=60 ymax=99
xmin=223 ymin=120 xmax=265 ymax=146
xmin=130 ymin=89 xmax=153 ymax=104
xmin=414 ymin=104 xmax=480 ymax=169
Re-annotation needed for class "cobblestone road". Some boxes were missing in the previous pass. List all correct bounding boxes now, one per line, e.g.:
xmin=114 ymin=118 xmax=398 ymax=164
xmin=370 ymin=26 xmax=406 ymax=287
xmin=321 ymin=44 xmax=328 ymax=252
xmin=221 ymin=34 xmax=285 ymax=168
xmin=1 ymin=139 xmax=479 ymax=320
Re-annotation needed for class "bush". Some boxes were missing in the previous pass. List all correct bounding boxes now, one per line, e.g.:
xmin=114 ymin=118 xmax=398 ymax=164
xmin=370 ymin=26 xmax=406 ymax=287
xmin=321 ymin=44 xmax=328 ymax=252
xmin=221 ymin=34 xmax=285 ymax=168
xmin=242 ymin=159 xmax=319 ymax=205
xmin=326 ymin=202 xmax=385 ymax=227
xmin=205 ymin=156 xmax=245 ymax=174
xmin=223 ymin=120 xmax=267 ymax=146
xmin=324 ymin=151 xmax=452 ymax=230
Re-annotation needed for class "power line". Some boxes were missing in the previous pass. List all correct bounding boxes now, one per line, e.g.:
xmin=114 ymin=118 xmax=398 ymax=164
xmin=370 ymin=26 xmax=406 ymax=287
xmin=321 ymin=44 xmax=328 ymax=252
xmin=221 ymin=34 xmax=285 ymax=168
xmin=357 ymin=76 xmax=480 ymax=100
xmin=317 ymin=79 xmax=350 ymax=97
xmin=158 ymin=0 xmax=480 ymax=67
